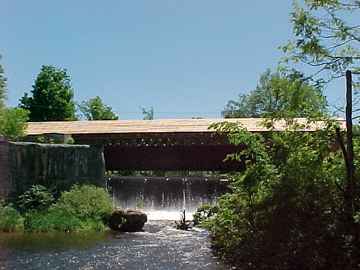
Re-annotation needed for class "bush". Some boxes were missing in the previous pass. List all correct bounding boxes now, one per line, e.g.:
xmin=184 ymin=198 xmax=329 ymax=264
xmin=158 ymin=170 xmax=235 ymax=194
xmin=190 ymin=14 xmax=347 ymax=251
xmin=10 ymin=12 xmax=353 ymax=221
xmin=23 ymin=185 xmax=111 ymax=232
xmin=24 ymin=208 xmax=82 ymax=233
xmin=55 ymin=184 xmax=113 ymax=221
xmin=0 ymin=201 xmax=23 ymax=232
xmin=23 ymin=208 xmax=105 ymax=233
xmin=0 ymin=185 xmax=112 ymax=233
xmin=193 ymin=204 xmax=218 ymax=226
xmin=17 ymin=185 xmax=54 ymax=212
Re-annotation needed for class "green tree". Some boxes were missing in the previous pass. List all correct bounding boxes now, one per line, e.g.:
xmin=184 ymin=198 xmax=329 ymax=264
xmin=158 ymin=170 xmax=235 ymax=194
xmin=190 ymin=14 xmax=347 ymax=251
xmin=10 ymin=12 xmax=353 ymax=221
xmin=284 ymin=0 xmax=360 ymax=251
xmin=282 ymin=0 xmax=360 ymax=117
xmin=282 ymin=0 xmax=360 ymax=82
xmin=204 ymin=120 xmax=358 ymax=269
xmin=0 ymin=108 xmax=29 ymax=140
xmin=0 ymin=55 xmax=6 ymax=110
xmin=79 ymin=96 xmax=118 ymax=120
xmin=141 ymin=106 xmax=154 ymax=120
xmin=19 ymin=65 xmax=76 ymax=121
xmin=0 ymin=55 xmax=28 ymax=140
xmin=222 ymin=70 xmax=327 ymax=118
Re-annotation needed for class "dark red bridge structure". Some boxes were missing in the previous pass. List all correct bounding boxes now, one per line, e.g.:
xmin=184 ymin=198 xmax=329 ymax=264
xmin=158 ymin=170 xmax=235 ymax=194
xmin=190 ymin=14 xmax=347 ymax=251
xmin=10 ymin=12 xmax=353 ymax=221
xmin=25 ymin=118 xmax=344 ymax=172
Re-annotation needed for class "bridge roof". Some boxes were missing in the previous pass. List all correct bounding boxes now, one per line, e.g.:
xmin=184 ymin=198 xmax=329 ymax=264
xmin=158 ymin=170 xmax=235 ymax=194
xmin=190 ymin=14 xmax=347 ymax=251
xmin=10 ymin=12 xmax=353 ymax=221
xmin=25 ymin=118 xmax=345 ymax=136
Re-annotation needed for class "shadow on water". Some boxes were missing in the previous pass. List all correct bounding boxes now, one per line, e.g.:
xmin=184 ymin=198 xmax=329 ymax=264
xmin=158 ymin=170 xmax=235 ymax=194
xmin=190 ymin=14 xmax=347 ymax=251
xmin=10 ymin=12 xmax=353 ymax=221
xmin=0 ymin=231 xmax=110 ymax=252
xmin=0 ymin=221 xmax=228 ymax=270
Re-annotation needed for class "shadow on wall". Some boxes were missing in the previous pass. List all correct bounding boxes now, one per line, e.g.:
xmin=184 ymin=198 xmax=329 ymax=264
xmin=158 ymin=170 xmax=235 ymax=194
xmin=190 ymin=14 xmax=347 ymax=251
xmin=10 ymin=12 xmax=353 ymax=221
xmin=1 ymin=139 xmax=105 ymax=198
xmin=0 ymin=137 xmax=11 ymax=198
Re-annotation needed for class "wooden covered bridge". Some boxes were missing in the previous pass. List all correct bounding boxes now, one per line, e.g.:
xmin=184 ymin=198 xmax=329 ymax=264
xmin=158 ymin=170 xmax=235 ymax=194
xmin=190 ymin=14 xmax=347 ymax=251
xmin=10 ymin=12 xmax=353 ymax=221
xmin=25 ymin=118 xmax=342 ymax=172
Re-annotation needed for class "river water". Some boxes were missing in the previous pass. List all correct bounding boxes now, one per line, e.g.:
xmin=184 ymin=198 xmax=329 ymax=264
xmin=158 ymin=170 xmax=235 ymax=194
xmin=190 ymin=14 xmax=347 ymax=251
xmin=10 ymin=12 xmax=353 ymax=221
xmin=0 ymin=177 xmax=229 ymax=269
xmin=0 ymin=221 xmax=228 ymax=270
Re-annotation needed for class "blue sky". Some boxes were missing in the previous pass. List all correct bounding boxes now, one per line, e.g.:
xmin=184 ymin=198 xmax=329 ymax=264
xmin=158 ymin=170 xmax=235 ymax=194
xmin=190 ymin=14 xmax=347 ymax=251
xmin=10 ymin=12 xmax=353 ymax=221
xmin=1 ymin=0 xmax=345 ymax=119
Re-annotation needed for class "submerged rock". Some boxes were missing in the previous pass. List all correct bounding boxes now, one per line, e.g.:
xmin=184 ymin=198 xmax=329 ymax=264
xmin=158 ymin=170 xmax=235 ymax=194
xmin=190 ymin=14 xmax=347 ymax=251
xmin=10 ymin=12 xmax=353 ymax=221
xmin=109 ymin=209 xmax=147 ymax=232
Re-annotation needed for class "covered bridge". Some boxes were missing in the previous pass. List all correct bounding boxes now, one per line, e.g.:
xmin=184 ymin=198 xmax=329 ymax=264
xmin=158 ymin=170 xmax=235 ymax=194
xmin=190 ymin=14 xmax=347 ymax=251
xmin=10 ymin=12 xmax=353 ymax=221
xmin=25 ymin=118 xmax=343 ymax=171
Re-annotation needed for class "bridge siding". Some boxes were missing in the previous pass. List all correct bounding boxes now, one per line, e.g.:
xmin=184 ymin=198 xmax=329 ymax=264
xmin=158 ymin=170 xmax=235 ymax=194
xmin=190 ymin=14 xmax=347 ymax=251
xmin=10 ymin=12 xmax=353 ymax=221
xmin=25 ymin=119 xmax=344 ymax=172
xmin=104 ymin=144 xmax=244 ymax=171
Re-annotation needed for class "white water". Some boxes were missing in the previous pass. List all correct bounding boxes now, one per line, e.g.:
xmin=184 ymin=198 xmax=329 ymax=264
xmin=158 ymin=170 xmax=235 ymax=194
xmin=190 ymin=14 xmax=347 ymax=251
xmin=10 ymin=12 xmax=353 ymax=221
xmin=143 ymin=210 xmax=194 ymax=221
xmin=110 ymin=176 xmax=228 ymax=220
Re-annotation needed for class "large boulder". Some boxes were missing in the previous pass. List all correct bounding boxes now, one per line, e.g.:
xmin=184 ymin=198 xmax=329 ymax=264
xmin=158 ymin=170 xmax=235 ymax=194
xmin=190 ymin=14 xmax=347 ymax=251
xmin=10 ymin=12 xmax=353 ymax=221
xmin=109 ymin=209 xmax=147 ymax=232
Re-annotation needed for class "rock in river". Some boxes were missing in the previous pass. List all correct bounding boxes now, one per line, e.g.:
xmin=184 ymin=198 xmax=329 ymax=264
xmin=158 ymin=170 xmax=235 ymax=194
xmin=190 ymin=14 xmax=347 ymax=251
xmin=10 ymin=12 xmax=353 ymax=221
xmin=109 ymin=209 xmax=147 ymax=232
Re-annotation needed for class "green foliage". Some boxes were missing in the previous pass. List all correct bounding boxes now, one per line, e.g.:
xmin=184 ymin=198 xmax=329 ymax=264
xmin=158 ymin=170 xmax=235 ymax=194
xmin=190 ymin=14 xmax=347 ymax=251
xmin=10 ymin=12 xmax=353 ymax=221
xmin=78 ymin=96 xmax=118 ymax=120
xmin=0 ymin=201 xmax=24 ymax=232
xmin=23 ymin=208 xmax=82 ymax=233
xmin=355 ymin=212 xmax=360 ymax=223
xmin=282 ymin=1 xmax=360 ymax=82
xmin=17 ymin=185 xmax=54 ymax=212
xmin=193 ymin=204 xmax=218 ymax=226
xmin=222 ymin=70 xmax=327 ymax=118
xmin=19 ymin=65 xmax=76 ymax=121
xmin=23 ymin=207 xmax=106 ymax=233
xmin=23 ymin=185 xmax=111 ymax=232
xmin=54 ymin=185 xmax=113 ymax=221
xmin=0 ymin=55 xmax=29 ymax=140
xmin=65 ymin=136 xmax=75 ymax=144
xmin=0 ymin=107 xmax=29 ymax=140
xmin=141 ymin=106 xmax=154 ymax=120
xmin=206 ymin=120 xmax=359 ymax=269
xmin=0 ymin=55 xmax=6 ymax=110
xmin=0 ymin=185 xmax=111 ymax=233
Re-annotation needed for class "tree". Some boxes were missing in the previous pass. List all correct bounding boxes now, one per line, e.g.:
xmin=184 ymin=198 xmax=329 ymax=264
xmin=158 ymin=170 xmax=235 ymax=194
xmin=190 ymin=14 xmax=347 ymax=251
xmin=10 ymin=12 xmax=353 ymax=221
xmin=283 ymin=0 xmax=360 ymax=250
xmin=19 ymin=65 xmax=76 ymax=121
xmin=0 ymin=55 xmax=28 ymax=140
xmin=0 ymin=55 xmax=6 ymax=110
xmin=0 ymin=108 xmax=29 ymax=140
xmin=282 ymin=0 xmax=360 ymax=116
xmin=141 ymin=106 xmax=154 ymax=120
xmin=204 ymin=120 xmax=358 ymax=269
xmin=79 ymin=96 xmax=118 ymax=120
xmin=282 ymin=0 xmax=360 ymax=82
xmin=222 ymin=70 xmax=328 ymax=118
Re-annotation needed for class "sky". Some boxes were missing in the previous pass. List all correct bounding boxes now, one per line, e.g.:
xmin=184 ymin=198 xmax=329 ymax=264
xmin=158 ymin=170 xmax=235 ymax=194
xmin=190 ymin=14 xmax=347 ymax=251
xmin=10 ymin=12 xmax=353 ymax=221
xmin=0 ymin=0 xmax=346 ymax=119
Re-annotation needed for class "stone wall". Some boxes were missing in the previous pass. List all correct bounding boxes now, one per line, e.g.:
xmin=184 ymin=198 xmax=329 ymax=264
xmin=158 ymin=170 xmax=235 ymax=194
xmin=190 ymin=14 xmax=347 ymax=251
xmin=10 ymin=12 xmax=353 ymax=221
xmin=0 ymin=138 xmax=11 ymax=199
xmin=2 ymin=141 xmax=105 ymax=198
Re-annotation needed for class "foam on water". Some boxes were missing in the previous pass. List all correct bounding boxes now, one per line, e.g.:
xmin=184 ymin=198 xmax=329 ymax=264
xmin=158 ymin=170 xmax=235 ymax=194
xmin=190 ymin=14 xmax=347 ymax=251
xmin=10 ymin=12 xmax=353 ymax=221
xmin=109 ymin=176 xmax=228 ymax=220
xmin=144 ymin=210 xmax=195 ymax=221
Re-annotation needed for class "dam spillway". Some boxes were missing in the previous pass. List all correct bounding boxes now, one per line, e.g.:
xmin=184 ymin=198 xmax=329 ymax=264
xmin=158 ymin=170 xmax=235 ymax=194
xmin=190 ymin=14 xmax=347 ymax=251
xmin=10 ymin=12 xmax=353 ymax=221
xmin=109 ymin=176 xmax=229 ymax=220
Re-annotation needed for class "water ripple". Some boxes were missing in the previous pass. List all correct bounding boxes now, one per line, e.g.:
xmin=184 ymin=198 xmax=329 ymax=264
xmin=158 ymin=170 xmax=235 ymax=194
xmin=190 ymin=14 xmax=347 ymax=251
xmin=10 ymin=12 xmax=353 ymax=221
xmin=0 ymin=221 xmax=228 ymax=270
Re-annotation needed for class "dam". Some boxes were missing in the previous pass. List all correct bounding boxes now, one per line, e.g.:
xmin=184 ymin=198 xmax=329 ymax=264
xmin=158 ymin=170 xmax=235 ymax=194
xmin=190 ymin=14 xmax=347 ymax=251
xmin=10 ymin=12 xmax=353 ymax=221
xmin=109 ymin=176 xmax=229 ymax=220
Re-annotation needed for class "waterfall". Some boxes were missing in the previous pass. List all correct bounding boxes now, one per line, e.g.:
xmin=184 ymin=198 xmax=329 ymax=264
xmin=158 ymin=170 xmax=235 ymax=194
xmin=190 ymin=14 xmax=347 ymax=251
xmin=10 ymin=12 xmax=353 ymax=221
xmin=109 ymin=176 xmax=228 ymax=220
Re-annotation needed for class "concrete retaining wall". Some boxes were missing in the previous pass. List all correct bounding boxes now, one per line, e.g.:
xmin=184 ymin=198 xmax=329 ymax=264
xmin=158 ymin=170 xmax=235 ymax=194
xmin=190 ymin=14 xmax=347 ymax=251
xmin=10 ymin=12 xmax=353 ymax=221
xmin=0 ymin=140 xmax=105 ymax=198
xmin=0 ymin=138 xmax=11 ymax=198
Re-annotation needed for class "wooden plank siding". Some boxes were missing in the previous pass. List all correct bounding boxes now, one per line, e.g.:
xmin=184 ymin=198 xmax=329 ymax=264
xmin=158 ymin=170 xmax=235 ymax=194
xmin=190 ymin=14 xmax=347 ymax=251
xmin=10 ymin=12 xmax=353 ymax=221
xmin=104 ymin=144 xmax=245 ymax=171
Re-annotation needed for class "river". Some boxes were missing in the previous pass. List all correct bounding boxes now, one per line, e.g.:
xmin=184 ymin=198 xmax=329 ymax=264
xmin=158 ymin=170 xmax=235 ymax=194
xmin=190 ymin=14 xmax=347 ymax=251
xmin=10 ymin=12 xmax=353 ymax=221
xmin=0 ymin=176 xmax=229 ymax=269
xmin=0 ymin=221 xmax=228 ymax=270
